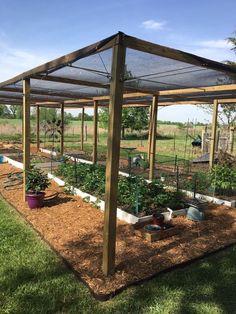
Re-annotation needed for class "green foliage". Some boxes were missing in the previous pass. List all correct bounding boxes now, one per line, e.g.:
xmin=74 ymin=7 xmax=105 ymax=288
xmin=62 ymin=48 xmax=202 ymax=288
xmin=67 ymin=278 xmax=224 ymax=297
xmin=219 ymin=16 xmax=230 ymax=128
xmin=99 ymin=107 xmax=149 ymax=136
xmin=26 ymin=168 xmax=50 ymax=193
xmin=56 ymin=162 xmax=185 ymax=216
xmin=78 ymin=112 xmax=93 ymax=121
xmin=210 ymin=164 xmax=236 ymax=194
xmin=0 ymin=105 xmax=11 ymax=118
xmin=181 ymin=172 xmax=211 ymax=193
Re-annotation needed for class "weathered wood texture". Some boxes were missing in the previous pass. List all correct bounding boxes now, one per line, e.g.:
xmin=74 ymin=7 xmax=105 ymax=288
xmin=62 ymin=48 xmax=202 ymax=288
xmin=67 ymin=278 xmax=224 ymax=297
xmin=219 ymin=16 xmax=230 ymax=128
xmin=23 ymin=79 xmax=31 ymax=201
xmin=102 ymin=35 xmax=126 ymax=276
xmin=81 ymin=107 xmax=84 ymax=151
xmin=36 ymin=106 xmax=40 ymax=151
xmin=209 ymin=99 xmax=218 ymax=169
xmin=149 ymin=96 xmax=158 ymax=180
xmin=92 ymin=101 xmax=98 ymax=164
xmin=60 ymin=103 xmax=64 ymax=155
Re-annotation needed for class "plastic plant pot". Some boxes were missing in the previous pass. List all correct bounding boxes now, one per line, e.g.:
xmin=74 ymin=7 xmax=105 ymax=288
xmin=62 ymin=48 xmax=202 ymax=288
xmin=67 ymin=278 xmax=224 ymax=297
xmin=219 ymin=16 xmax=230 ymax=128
xmin=26 ymin=192 xmax=45 ymax=209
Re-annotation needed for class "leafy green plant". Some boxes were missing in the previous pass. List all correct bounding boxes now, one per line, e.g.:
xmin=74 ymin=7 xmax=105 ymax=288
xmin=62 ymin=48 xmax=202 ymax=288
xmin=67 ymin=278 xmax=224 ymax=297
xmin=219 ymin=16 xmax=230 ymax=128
xmin=26 ymin=168 xmax=50 ymax=194
xmin=210 ymin=164 xmax=236 ymax=196
xmin=56 ymin=161 xmax=186 ymax=216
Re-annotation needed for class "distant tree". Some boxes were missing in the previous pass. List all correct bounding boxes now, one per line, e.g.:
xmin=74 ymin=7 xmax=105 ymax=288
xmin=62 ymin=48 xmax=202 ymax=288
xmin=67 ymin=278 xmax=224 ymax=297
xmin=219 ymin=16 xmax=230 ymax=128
xmin=0 ymin=105 xmax=7 ymax=117
xmin=99 ymin=107 xmax=148 ymax=139
xmin=0 ymin=105 xmax=11 ymax=117
xmin=198 ymin=31 xmax=236 ymax=129
xmin=8 ymin=105 xmax=18 ymax=119
xmin=39 ymin=108 xmax=58 ymax=122
xmin=78 ymin=112 xmax=93 ymax=121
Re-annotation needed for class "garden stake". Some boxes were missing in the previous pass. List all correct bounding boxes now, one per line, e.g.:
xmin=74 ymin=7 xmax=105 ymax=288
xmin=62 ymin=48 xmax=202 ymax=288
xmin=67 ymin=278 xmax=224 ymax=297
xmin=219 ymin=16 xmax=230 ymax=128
xmin=193 ymin=174 xmax=197 ymax=199
xmin=176 ymin=166 xmax=179 ymax=192
xmin=135 ymin=177 xmax=140 ymax=216
xmin=74 ymin=158 xmax=78 ymax=185
xmin=174 ymin=155 xmax=178 ymax=172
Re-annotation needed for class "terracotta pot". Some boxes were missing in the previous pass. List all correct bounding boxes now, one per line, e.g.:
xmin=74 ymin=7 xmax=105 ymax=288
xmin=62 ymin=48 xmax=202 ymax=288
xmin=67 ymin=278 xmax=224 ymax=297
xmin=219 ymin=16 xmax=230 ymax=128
xmin=26 ymin=192 xmax=45 ymax=209
xmin=152 ymin=213 xmax=164 ymax=226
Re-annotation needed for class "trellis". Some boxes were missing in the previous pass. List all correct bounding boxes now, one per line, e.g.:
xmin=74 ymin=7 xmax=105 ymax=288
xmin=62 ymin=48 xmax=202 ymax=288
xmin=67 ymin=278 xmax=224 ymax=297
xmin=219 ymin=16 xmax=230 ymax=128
xmin=0 ymin=32 xmax=236 ymax=276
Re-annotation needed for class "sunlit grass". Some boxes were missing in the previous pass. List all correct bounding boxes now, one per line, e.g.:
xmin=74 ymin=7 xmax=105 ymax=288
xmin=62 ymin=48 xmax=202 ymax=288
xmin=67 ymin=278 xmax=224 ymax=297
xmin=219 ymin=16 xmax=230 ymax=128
xmin=0 ymin=196 xmax=236 ymax=313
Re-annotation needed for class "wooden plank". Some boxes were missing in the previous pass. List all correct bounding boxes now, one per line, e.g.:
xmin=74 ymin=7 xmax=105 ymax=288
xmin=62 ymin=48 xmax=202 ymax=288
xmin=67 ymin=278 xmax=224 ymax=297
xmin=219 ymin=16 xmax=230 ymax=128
xmin=102 ymin=34 xmax=126 ymax=276
xmin=60 ymin=103 xmax=64 ymax=155
xmin=23 ymin=79 xmax=31 ymax=201
xmin=1 ymin=86 xmax=89 ymax=100
xmin=36 ymin=105 xmax=40 ymax=151
xmin=92 ymin=101 xmax=98 ymax=164
xmin=81 ymin=107 xmax=84 ymax=151
xmin=149 ymin=96 xmax=158 ymax=180
xmin=209 ymin=99 xmax=218 ymax=169
xmin=158 ymin=84 xmax=236 ymax=96
xmin=64 ymin=99 xmax=93 ymax=104
xmin=33 ymin=74 xmax=109 ymax=90
xmin=0 ymin=92 xmax=69 ymax=103
xmin=147 ymin=104 xmax=153 ymax=161
xmin=123 ymin=35 xmax=236 ymax=76
xmin=0 ymin=33 xmax=118 ymax=88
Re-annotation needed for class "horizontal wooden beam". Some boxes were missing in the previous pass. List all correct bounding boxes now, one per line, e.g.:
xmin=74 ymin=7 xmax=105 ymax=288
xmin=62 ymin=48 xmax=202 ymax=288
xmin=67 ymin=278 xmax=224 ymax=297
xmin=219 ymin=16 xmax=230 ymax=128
xmin=0 ymin=93 xmax=66 ymax=103
xmin=123 ymin=34 xmax=236 ymax=76
xmin=1 ymin=86 xmax=92 ymax=100
xmin=32 ymin=74 xmax=109 ymax=90
xmin=158 ymin=84 xmax=236 ymax=96
xmin=0 ymin=33 xmax=118 ymax=88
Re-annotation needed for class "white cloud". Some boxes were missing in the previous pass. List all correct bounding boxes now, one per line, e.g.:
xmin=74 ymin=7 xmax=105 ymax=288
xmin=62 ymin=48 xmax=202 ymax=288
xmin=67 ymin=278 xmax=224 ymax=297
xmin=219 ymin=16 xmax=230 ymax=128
xmin=197 ymin=39 xmax=233 ymax=49
xmin=0 ymin=36 xmax=54 ymax=82
xmin=141 ymin=19 xmax=166 ymax=30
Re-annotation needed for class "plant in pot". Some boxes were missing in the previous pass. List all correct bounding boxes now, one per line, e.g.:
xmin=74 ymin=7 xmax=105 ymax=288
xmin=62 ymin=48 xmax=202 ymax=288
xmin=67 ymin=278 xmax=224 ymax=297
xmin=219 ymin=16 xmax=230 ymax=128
xmin=26 ymin=168 xmax=50 ymax=209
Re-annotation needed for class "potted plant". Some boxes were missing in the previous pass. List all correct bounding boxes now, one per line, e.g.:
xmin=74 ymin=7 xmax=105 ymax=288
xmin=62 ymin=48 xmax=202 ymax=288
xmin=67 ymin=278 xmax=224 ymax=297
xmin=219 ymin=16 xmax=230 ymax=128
xmin=26 ymin=168 xmax=50 ymax=209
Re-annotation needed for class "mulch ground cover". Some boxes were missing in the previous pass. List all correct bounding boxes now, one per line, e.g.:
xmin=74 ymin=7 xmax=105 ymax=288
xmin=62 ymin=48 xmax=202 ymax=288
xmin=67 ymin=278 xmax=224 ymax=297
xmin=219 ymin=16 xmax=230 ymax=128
xmin=0 ymin=162 xmax=236 ymax=300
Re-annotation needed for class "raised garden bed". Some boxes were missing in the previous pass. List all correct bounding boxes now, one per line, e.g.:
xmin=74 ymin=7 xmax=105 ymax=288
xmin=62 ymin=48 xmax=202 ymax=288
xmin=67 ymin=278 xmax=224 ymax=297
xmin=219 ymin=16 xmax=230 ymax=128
xmin=41 ymin=148 xmax=236 ymax=208
xmin=0 ymin=162 xmax=236 ymax=299
xmin=133 ymin=220 xmax=182 ymax=242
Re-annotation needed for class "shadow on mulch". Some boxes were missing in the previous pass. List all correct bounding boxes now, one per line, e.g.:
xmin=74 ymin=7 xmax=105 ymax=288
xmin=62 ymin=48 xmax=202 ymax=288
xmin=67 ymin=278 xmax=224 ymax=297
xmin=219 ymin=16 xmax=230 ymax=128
xmin=44 ymin=194 xmax=75 ymax=207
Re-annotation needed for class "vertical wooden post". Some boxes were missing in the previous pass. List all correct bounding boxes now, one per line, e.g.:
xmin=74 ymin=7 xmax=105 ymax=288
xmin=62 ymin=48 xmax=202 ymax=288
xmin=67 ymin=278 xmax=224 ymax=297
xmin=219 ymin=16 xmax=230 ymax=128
xmin=60 ymin=103 xmax=64 ymax=155
xmin=23 ymin=79 xmax=31 ymax=201
xmin=147 ymin=104 xmax=153 ymax=162
xmin=102 ymin=34 xmax=126 ymax=276
xmin=209 ymin=99 xmax=218 ymax=169
xmin=36 ymin=105 xmax=40 ymax=151
xmin=149 ymin=96 xmax=158 ymax=180
xmin=81 ymin=107 xmax=84 ymax=151
xmin=92 ymin=100 xmax=98 ymax=164
xmin=228 ymin=127 xmax=234 ymax=153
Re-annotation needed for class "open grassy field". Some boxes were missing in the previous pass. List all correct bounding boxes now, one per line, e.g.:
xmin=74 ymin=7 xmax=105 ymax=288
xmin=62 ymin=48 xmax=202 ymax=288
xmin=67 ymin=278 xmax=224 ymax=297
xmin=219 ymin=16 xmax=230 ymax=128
xmin=0 ymin=118 xmax=235 ymax=161
xmin=0 ymin=196 xmax=236 ymax=313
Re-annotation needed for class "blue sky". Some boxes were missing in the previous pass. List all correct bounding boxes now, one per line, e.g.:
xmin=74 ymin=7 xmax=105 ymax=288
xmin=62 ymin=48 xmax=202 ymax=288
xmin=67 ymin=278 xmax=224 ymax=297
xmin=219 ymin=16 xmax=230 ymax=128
xmin=0 ymin=0 xmax=236 ymax=122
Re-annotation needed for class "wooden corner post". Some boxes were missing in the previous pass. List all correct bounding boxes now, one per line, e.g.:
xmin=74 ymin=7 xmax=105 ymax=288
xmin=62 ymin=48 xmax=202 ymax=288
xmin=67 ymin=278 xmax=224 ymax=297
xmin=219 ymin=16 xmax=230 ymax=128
xmin=36 ymin=105 xmax=40 ymax=151
xmin=102 ymin=34 xmax=126 ymax=276
xmin=60 ymin=103 xmax=64 ymax=155
xmin=23 ymin=78 xmax=31 ymax=201
xmin=149 ymin=96 xmax=158 ymax=180
xmin=147 ymin=104 xmax=153 ymax=162
xmin=92 ymin=100 xmax=98 ymax=164
xmin=81 ymin=107 xmax=84 ymax=151
xmin=209 ymin=99 xmax=218 ymax=169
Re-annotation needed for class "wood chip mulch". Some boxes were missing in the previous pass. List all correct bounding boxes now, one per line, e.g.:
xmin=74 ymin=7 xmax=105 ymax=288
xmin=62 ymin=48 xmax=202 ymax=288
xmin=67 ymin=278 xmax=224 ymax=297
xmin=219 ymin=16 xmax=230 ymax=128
xmin=0 ymin=163 xmax=236 ymax=300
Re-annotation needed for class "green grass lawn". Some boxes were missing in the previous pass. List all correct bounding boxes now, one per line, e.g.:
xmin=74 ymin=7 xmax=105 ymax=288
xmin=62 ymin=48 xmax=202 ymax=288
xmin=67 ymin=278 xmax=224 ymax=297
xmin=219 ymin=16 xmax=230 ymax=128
xmin=0 ymin=196 xmax=236 ymax=314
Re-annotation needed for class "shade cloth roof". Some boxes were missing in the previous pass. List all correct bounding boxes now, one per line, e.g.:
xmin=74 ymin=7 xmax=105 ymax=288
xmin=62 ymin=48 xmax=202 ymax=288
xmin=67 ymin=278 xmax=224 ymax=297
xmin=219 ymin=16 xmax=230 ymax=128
xmin=0 ymin=32 xmax=236 ymax=108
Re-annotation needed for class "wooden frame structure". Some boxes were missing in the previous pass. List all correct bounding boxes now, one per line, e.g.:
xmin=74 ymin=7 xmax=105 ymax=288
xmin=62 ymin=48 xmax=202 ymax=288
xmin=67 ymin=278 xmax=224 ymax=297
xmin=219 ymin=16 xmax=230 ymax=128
xmin=1 ymin=32 xmax=236 ymax=275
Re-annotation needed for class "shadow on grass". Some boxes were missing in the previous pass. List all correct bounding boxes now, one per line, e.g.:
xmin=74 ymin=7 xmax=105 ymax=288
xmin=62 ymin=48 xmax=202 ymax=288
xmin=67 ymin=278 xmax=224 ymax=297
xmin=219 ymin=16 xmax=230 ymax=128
xmin=1 ymin=195 xmax=236 ymax=313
